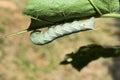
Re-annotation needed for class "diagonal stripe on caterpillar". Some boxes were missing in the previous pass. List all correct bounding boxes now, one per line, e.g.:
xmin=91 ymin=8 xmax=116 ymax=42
xmin=30 ymin=17 xmax=95 ymax=45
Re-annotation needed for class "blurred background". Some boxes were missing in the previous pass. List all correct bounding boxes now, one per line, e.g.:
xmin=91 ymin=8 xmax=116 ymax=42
xmin=0 ymin=0 xmax=120 ymax=80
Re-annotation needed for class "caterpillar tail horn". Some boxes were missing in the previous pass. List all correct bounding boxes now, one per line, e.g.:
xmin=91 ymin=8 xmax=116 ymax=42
xmin=5 ymin=29 xmax=29 ymax=38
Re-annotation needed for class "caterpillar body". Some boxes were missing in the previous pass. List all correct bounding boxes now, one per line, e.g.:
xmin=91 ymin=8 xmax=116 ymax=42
xmin=30 ymin=17 xmax=95 ymax=45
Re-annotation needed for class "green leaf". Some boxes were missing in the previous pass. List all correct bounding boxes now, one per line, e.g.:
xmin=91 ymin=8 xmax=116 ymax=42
xmin=23 ymin=0 xmax=119 ymax=30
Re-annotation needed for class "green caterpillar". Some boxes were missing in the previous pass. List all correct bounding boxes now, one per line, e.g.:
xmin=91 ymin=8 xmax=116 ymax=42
xmin=30 ymin=17 xmax=95 ymax=45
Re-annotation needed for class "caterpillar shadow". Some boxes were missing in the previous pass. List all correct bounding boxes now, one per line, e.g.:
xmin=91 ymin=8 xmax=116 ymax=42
xmin=60 ymin=44 xmax=120 ymax=71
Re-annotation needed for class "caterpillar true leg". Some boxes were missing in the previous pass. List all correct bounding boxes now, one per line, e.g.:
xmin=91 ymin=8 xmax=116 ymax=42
xmin=30 ymin=17 xmax=95 ymax=45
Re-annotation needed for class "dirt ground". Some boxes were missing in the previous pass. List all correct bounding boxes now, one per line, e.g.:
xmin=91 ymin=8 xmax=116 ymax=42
xmin=0 ymin=0 xmax=120 ymax=80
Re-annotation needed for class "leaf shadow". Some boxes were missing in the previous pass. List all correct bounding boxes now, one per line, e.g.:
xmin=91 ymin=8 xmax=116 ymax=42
xmin=60 ymin=44 xmax=120 ymax=71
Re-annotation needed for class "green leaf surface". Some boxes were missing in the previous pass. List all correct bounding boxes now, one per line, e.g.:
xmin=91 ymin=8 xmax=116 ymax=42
xmin=23 ymin=0 xmax=119 ymax=30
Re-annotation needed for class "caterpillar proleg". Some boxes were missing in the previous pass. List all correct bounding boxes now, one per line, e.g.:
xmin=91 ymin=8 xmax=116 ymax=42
xmin=30 ymin=17 xmax=95 ymax=45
